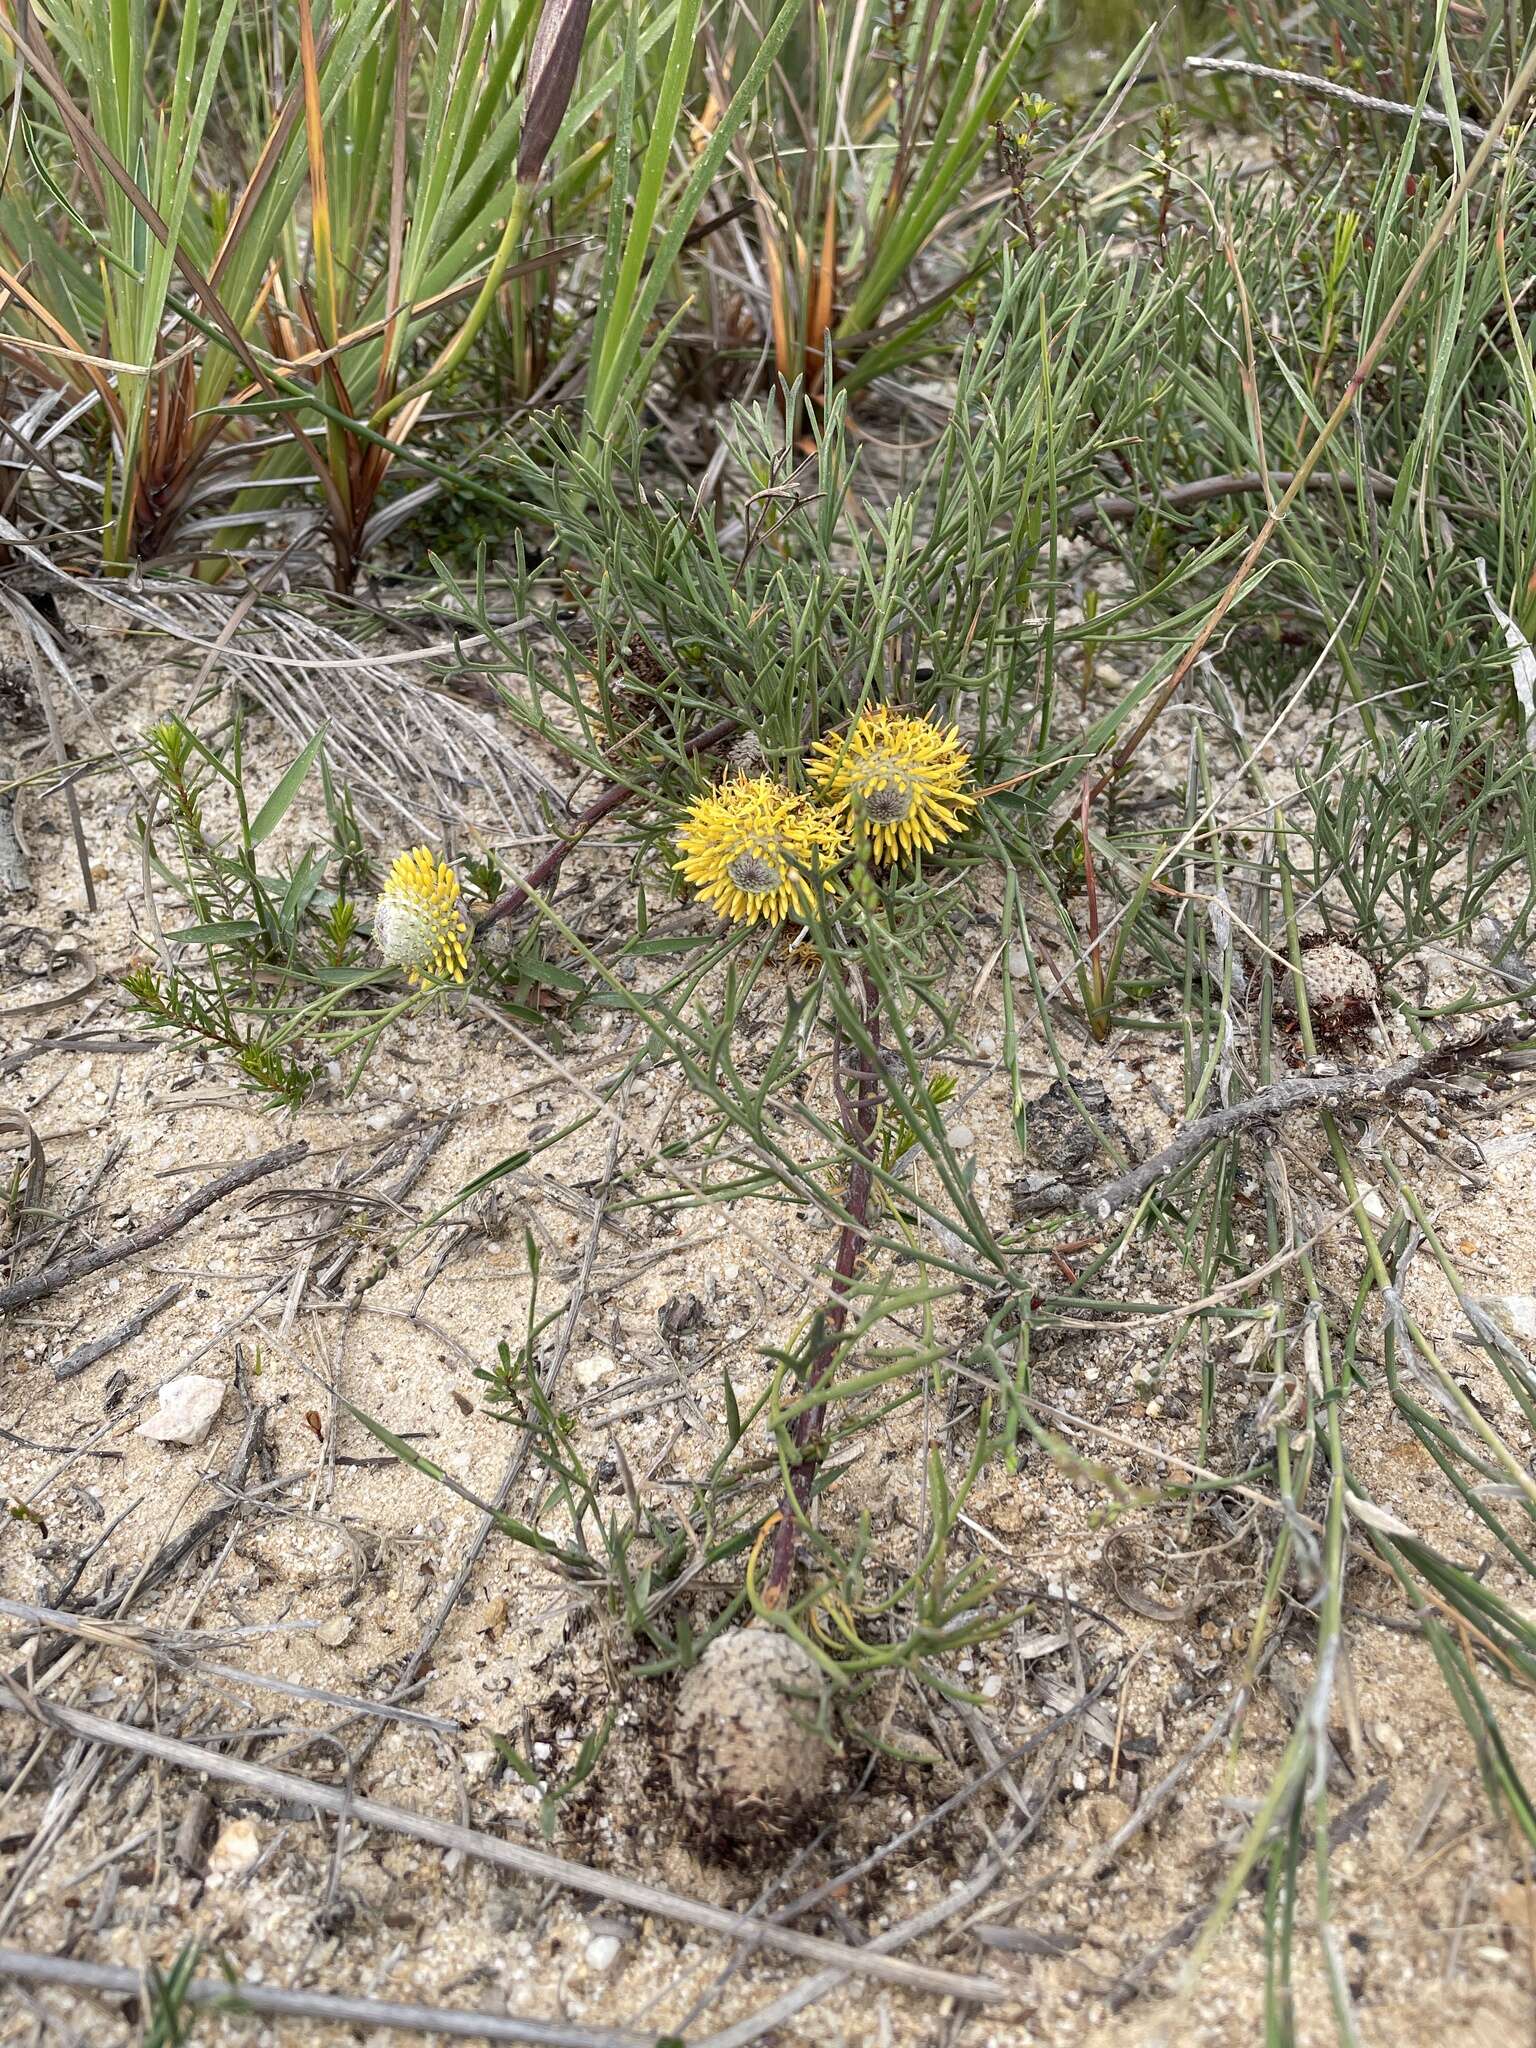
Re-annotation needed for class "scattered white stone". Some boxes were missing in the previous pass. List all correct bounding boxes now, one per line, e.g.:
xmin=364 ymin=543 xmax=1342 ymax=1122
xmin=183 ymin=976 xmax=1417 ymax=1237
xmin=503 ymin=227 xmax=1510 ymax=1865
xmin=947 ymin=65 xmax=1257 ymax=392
xmin=207 ymin=1816 xmax=261 ymax=1879
xmin=947 ymin=1123 xmax=975 ymax=1149
xmin=1473 ymin=1296 xmax=1536 ymax=1344
xmin=137 ymin=1374 xmax=226 ymax=1447
xmin=573 ymin=1353 xmax=614 ymax=1388
xmin=585 ymin=1933 xmax=623 ymax=1972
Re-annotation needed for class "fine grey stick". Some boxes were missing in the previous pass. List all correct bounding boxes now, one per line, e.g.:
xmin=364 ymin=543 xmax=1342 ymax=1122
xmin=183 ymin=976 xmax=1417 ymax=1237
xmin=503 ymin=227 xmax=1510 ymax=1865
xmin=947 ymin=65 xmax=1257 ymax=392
xmin=1065 ymin=467 xmax=1412 ymax=535
xmin=356 ymin=1101 xmax=628 ymax=1756
xmin=0 ymin=1140 xmax=306 ymax=1311
xmin=1185 ymin=54 xmax=1498 ymax=144
xmin=0 ymin=1948 xmax=649 ymax=2047
xmin=51 ymin=1282 xmax=185 ymax=1381
xmin=0 ymin=1599 xmax=459 ymax=1734
xmin=0 ymin=592 xmax=96 ymax=912
xmin=1089 ymin=1033 xmax=1519 ymax=1216
xmin=0 ymin=1687 xmax=1004 ymax=2004
xmin=1077 ymin=1681 xmax=1255 ymax=1883
xmin=696 ymin=1820 xmax=1029 ymax=2048
xmin=774 ymin=1671 xmax=1117 ymax=1925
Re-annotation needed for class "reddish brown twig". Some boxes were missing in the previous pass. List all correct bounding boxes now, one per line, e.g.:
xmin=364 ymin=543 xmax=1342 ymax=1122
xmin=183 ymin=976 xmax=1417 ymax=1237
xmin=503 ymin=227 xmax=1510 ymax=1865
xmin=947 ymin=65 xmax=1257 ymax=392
xmin=476 ymin=716 xmax=740 ymax=931
xmin=765 ymin=964 xmax=881 ymax=1605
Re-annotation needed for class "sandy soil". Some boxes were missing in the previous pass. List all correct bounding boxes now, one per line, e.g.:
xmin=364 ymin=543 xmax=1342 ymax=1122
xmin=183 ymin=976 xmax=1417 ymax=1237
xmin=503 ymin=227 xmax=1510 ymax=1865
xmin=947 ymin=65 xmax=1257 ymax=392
xmin=3 ymin=588 xmax=1535 ymax=2047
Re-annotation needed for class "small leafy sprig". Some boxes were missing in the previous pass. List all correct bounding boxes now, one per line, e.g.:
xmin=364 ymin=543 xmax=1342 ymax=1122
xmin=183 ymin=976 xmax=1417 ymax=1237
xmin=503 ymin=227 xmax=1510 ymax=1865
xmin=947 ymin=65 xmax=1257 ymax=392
xmin=121 ymin=961 xmax=316 ymax=1109
xmin=129 ymin=714 xmax=461 ymax=1103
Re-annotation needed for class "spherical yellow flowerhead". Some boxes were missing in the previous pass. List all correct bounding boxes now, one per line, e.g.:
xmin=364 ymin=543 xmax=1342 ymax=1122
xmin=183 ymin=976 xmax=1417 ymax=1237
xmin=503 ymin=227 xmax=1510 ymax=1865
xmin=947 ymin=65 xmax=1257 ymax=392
xmin=375 ymin=846 xmax=471 ymax=988
xmin=675 ymin=775 xmax=846 ymax=926
xmin=809 ymin=705 xmax=976 ymax=864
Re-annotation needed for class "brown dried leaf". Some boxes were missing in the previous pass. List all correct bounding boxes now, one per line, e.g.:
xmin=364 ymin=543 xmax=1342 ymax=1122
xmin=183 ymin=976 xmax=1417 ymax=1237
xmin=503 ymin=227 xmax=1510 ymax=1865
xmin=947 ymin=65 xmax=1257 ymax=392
xmin=518 ymin=0 xmax=595 ymax=184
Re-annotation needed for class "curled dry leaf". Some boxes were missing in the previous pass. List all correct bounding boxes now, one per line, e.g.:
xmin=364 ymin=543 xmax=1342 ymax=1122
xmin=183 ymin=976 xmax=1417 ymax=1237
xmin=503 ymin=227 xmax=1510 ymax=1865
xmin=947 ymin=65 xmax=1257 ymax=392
xmin=1344 ymin=1488 xmax=1419 ymax=1540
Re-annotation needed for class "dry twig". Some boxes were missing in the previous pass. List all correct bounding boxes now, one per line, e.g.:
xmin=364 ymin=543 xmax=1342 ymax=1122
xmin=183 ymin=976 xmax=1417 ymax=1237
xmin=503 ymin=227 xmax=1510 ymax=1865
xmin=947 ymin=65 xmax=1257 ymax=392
xmin=0 ymin=1688 xmax=1004 ymax=2002
xmin=0 ymin=1948 xmax=649 ymax=2047
xmin=479 ymin=717 xmax=739 ymax=930
xmin=0 ymin=1139 xmax=306 ymax=1311
xmin=50 ymin=1282 xmax=184 ymax=1381
xmin=352 ymin=1099 xmax=628 ymax=1761
xmin=1064 ymin=467 xmax=1409 ymax=536
xmin=0 ymin=1599 xmax=458 ymax=1734
xmin=1010 ymin=1022 xmax=1530 ymax=1219
xmin=695 ymin=1818 xmax=1028 ymax=2048
xmin=1185 ymin=53 xmax=1499 ymax=142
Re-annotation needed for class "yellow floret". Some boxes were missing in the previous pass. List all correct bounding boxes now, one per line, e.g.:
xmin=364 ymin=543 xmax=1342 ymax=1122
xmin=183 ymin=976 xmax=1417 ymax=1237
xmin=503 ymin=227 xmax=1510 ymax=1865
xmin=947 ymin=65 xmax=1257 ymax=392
xmin=809 ymin=705 xmax=976 ymax=864
xmin=374 ymin=846 xmax=471 ymax=988
xmin=675 ymin=776 xmax=846 ymax=926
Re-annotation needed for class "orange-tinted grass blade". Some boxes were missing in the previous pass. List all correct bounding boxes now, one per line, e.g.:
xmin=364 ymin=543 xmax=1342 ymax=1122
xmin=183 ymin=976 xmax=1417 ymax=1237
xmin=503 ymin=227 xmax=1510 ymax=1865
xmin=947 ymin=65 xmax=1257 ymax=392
xmin=0 ymin=260 xmax=121 ymax=418
xmin=806 ymin=183 xmax=836 ymax=395
xmin=296 ymin=0 xmax=337 ymax=350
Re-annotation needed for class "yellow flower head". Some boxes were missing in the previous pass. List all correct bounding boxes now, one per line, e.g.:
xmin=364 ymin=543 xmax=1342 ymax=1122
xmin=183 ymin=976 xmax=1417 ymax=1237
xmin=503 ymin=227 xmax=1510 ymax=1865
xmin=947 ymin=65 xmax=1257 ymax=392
xmin=375 ymin=846 xmax=471 ymax=988
xmin=675 ymin=775 xmax=846 ymax=926
xmin=809 ymin=705 xmax=976 ymax=864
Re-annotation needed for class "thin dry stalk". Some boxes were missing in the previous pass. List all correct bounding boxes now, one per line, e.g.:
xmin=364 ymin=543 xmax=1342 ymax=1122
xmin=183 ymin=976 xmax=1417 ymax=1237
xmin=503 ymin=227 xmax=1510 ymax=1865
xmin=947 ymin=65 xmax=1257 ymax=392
xmin=0 ymin=1947 xmax=648 ymax=2047
xmin=0 ymin=1688 xmax=1004 ymax=2002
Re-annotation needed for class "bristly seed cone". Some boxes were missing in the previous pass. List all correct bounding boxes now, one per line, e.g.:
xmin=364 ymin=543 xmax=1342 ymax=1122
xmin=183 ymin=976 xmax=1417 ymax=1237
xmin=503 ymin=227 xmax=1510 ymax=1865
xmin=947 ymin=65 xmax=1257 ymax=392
xmin=1279 ymin=939 xmax=1379 ymax=1040
xmin=670 ymin=1628 xmax=833 ymax=1850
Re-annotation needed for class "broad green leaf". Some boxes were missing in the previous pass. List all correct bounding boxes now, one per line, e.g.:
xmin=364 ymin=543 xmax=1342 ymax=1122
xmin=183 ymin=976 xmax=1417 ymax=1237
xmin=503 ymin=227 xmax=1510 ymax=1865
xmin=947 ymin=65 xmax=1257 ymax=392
xmin=248 ymin=730 xmax=327 ymax=847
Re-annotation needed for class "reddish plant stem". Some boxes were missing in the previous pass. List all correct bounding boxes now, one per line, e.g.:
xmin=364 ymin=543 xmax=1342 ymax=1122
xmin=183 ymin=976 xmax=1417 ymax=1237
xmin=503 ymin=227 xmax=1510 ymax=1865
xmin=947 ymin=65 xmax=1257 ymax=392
xmin=765 ymin=964 xmax=881 ymax=1605
xmin=1078 ymin=772 xmax=1106 ymax=1035
xmin=476 ymin=715 xmax=741 ymax=931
